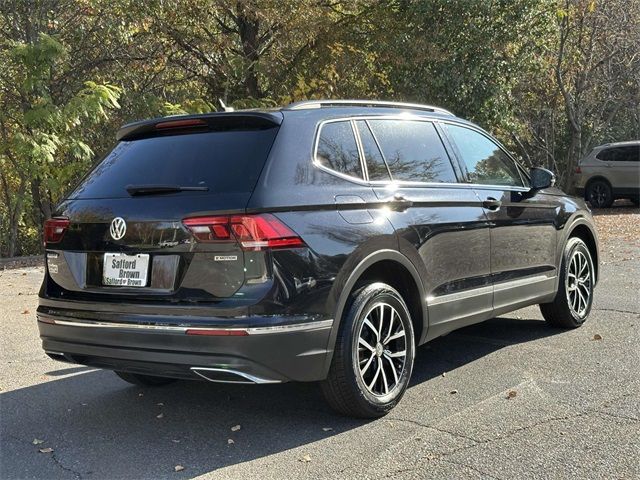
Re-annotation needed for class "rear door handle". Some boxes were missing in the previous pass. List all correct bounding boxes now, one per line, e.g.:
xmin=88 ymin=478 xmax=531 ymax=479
xmin=482 ymin=197 xmax=502 ymax=211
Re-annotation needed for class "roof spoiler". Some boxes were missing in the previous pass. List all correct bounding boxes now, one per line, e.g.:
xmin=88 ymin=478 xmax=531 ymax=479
xmin=116 ymin=111 xmax=283 ymax=141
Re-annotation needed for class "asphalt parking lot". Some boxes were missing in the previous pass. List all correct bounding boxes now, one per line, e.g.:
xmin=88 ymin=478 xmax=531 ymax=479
xmin=1 ymin=206 xmax=639 ymax=480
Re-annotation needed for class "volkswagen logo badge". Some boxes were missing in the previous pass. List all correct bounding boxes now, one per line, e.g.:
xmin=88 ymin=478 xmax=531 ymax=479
xmin=110 ymin=217 xmax=127 ymax=241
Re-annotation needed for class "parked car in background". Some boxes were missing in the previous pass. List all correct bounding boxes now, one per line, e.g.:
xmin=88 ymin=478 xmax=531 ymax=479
xmin=38 ymin=100 xmax=600 ymax=418
xmin=576 ymin=141 xmax=640 ymax=208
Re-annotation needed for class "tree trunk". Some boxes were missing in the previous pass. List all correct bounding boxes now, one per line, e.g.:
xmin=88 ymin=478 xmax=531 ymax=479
xmin=236 ymin=5 xmax=261 ymax=98
xmin=564 ymin=125 xmax=582 ymax=194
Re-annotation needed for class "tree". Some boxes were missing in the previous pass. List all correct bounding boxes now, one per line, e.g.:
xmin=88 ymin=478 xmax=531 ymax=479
xmin=554 ymin=0 xmax=640 ymax=191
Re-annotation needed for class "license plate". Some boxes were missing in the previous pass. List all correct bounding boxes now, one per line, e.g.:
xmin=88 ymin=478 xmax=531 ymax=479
xmin=103 ymin=253 xmax=149 ymax=287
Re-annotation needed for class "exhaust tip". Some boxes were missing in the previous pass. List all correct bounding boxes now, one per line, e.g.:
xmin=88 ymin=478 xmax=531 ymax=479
xmin=45 ymin=351 xmax=74 ymax=363
xmin=190 ymin=367 xmax=280 ymax=384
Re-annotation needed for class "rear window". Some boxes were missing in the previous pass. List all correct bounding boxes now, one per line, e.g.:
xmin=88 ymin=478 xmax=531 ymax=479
xmin=70 ymin=128 xmax=279 ymax=199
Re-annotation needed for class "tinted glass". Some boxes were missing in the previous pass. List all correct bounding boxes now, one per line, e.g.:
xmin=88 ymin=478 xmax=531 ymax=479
xmin=596 ymin=146 xmax=640 ymax=162
xmin=70 ymin=128 xmax=279 ymax=199
xmin=316 ymin=121 xmax=363 ymax=178
xmin=368 ymin=120 xmax=456 ymax=183
xmin=356 ymin=121 xmax=390 ymax=181
xmin=447 ymin=124 xmax=524 ymax=187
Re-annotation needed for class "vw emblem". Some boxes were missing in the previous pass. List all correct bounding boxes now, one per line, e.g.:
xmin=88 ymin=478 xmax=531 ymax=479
xmin=110 ymin=217 xmax=127 ymax=241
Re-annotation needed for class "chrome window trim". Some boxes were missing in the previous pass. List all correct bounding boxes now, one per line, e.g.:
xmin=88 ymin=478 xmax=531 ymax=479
xmin=312 ymin=115 xmax=532 ymax=192
xmin=311 ymin=116 xmax=465 ymax=187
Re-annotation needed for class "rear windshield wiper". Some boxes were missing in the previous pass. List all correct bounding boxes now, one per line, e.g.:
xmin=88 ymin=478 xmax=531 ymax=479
xmin=126 ymin=184 xmax=209 ymax=196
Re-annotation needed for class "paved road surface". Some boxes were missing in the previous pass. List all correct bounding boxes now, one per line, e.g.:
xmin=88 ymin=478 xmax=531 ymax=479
xmin=1 ymin=209 xmax=638 ymax=479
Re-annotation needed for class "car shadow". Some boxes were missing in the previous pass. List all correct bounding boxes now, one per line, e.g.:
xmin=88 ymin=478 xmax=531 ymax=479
xmin=0 ymin=316 xmax=559 ymax=479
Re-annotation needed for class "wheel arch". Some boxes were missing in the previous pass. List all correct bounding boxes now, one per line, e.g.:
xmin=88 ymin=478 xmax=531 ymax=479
xmin=321 ymin=250 xmax=427 ymax=377
xmin=584 ymin=175 xmax=612 ymax=197
xmin=564 ymin=218 xmax=600 ymax=284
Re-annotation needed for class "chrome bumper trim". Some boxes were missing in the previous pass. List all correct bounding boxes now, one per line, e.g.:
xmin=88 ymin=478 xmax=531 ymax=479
xmin=39 ymin=315 xmax=333 ymax=335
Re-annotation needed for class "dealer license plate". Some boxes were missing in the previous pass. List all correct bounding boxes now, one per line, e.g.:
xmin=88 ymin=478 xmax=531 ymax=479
xmin=103 ymin=253 xmax=149 ymax=287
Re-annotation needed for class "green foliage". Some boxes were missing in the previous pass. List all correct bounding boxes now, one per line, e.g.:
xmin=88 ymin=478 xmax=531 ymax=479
xmin=0 ymin=0 xmax=638 ymax=256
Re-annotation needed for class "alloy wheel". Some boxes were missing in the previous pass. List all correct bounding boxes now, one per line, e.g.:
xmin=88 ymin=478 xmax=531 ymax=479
xmin=589 ymin=184 xmax=607 ymax=208
xmin=356 ymin=302 xmax=407 ymax=396
xmin=565 ymin=249 xmax=592 ymax=318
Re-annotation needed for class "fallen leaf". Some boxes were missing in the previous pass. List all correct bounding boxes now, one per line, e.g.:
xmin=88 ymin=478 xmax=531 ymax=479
xmin=299 ymin=454 xmax=311 ymax=463
xmin=39 ymin=448 xmax=54 ymax=453
xmin=231 ymin=424 xmax=241 ymax=432
xmin=227 ymin=438 xmax=234 ymax=445
xmin=172 ymin=439 xmax=181 ymax=443
xmin=322 ymin=427 xmax=333 ymax=432
xmin=32 ymin=439 xmax=44 ymax=445
xmin=506 ymin=390 xmax=517 ymax=399
xmin=592 ymin=334 xmax=603 ymax=341
xmin=156 ymin=413 xmax=164 ymax=419
xmin=174 ymin=465 xmax=184 ymax=472
xmin=450 ymin=389 xmax=458 ymax=395
xmin=441 ymin=372 xmax=447 ymax=377
xmin=156 ymin=402 xmax=164 ymax=406
xmin=21 ymin=309 xmax=29 ymax=314
xmin=138 ymin=393 xmax=144 ymax=397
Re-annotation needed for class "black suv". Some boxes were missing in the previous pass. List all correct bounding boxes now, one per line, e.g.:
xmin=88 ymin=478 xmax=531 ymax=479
xmin=38 ymin=100 xmax=599 ymax=418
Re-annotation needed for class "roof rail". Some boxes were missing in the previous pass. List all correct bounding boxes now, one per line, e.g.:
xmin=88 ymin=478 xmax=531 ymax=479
xmin=285 ymin=99 xmax=454 ymax=116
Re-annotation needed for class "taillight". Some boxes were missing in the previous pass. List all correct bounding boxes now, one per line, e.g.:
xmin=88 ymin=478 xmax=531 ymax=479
xmin=575 ymin=166 xmax=582 ymax=174
xmin=183 ymin=214 xmax=304 ymax=250
xmin=44 ymin=218 xmax=70 ymax=244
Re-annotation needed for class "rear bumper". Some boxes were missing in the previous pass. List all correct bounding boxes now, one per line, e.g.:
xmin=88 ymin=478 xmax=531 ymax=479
xmin=37 ymin=306 xmax=333 ymax=383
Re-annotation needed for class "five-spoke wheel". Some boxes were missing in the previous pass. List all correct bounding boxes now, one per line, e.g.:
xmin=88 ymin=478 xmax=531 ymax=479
xmin=322 ymin=283 xmax=415 ymax=418
xmin=541 ymin=237 xmax=595 ymax=328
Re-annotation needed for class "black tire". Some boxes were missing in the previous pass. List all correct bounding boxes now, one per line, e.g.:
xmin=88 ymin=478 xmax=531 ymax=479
xmin=586 ymin=180 xmax=613 ymax=208
xmin=321 ymin=282 xmax=415 ymax=418
xmin=540 ymin=237 xmax=595 ymax=328
xmin=114 ymin=371 xmax=177 ymax=386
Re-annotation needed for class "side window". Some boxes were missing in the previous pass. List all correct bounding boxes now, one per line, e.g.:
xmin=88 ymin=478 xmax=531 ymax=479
xmin=597 ymin=146 xmax=640 ymax=162
xmin=367 ymin=120 xmax=457 ymax=183
xmin=355 ymin=121 xmax=390 ymax=181
xmin=596 ymin=148 xmax=613 ymax=161
xmin=316 ymin=121 xmax=363 ymax=179
xmin=446 ymin=124 xmax=524 ymax=187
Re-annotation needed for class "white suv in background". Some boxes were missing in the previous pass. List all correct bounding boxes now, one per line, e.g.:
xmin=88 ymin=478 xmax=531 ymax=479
xmin=576 ymin=141 xmax=640 ymax=208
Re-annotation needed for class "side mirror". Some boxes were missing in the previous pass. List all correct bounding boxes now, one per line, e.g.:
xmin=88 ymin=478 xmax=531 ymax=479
xmin=529 ymin=167 xmax=555 ymax=190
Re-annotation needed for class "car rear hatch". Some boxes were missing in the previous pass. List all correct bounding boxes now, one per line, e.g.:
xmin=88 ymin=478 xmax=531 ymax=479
xmin=43 ymin=112 xmax=292 ymax=306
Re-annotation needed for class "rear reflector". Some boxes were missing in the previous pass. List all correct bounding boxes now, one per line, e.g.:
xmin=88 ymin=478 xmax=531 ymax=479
xmin=185 ymin=329 xmax=248 ymax=336
xmin=575 ymin=166 xmax=582 ymax=174
xmin=44 ymin=218 xmax=70 ymax=244
xmin=183 ymin=214 xmax=304 ymax=250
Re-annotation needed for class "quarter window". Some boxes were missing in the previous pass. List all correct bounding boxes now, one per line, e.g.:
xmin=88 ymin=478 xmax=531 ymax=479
xmin=316 ymin=121 xmax=363 ymax=179
xmin=446 ymin=124 xmax=524 ymax=187
xmin=367 ymin=120 xmax=457 ymax=183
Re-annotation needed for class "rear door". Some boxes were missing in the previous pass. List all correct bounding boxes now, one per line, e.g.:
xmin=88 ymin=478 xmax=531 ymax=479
xmin=45 ymin=115 xmax=281 ymax=303
xmin=596 ymin=145 xmax=640 ymax=190
xmin=362 ymin=118 xmax=493 ymax=338
xmin=443 ymin=122 xmax=558 ymax=312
